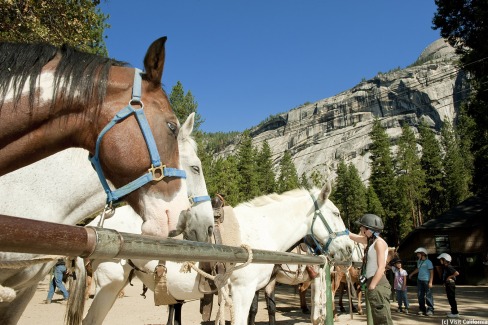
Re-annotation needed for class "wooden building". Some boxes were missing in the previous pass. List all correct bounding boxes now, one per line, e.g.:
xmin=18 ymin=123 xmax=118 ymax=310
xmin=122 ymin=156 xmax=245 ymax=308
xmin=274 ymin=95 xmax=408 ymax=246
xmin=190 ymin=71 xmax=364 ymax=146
xmin=397 ymin=195 xmax=488 ymax=285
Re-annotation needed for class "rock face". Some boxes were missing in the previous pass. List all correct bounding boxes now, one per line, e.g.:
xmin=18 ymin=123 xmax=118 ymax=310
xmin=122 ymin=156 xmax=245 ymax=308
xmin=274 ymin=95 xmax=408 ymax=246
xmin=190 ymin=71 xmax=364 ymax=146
xmin=218 ymin=39 xmax=469 ymax=183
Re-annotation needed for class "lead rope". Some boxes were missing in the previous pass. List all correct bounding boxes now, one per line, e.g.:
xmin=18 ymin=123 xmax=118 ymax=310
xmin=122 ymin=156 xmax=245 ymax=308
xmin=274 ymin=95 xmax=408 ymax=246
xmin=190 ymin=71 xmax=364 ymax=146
xmin=180 ymin=244 xmax=254 ymax=325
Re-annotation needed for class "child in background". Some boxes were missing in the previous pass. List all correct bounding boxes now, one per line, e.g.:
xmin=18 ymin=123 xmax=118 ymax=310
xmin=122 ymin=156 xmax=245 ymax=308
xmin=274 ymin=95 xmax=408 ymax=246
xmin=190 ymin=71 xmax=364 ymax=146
xmin=392 ymin=259 xmax=409 ymax=313
xmin=438 ymin=253 xmax=460 ymax=318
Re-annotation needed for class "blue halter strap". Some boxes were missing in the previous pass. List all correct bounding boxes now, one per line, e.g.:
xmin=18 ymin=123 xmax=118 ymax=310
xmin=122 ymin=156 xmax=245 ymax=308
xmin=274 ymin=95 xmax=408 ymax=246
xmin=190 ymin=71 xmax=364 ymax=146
xmin=189 ymin=195 xmax=211 ymax=206
xmin=309 ymin=192 xmax=350 ymax=254
xmin=89 ymin=68 xmax=186 ymax=204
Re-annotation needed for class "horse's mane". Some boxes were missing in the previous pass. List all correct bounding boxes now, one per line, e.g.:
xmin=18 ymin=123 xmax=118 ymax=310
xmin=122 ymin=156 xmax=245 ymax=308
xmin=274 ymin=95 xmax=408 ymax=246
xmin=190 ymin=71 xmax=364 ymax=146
xmin=238 ymin=187 xmax=311 ymax=208
xmin=0 ymin=42 xmax=126 ymax=114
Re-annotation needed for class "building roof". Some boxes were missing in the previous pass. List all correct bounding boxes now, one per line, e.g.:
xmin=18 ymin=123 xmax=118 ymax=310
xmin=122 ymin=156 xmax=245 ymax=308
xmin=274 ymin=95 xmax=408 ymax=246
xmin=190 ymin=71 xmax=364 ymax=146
xmin=419 ymin=195 xmax=488 ymax=230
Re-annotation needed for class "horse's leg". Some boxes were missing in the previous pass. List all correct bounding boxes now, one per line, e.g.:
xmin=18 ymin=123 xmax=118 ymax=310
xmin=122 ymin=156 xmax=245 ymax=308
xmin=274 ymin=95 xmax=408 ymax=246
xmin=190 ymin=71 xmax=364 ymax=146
xmin=167 ymin=304 xmax=175 ymax=325
xmin=173 ymin=301 xmax=183 ymax=325
xmin=231 ymin=282 xmax=260 ymax=325
xmin=82 ymin=261 xmax=128 ymax=325
xmin=200 ymin=294 xmax=214 ymax=321
xmin=247 ymin=290 xmax=259 ymax=325
xmin=299 ymin=282 xmax=310 ymax=314
xmin=264 ymin=279 xmax=277 ymax=325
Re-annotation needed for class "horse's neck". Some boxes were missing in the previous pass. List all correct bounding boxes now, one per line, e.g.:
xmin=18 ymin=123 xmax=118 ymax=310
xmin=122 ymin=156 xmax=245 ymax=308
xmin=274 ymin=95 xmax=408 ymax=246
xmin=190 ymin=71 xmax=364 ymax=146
xmin=234 ymin=193 xmax=311 ymax=252
xmin=0 ymin=148 xmax=106 ymax=225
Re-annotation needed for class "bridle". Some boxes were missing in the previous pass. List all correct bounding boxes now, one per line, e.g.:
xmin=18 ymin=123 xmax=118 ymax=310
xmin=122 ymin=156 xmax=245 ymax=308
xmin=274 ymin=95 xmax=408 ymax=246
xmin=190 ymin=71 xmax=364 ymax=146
xmin=309 ymin=192 xmax=349 ymax=254
xmin=89 ymin=68 xmax=186 ymax=205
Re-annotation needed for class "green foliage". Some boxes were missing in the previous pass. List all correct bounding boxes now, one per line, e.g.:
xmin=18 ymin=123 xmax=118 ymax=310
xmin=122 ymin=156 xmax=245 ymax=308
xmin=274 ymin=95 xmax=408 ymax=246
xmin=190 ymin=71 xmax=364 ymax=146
xmin=433 ymin=0 xmax=488 ymax=194
xmin=310 ymin=170 xmax=324 ymax=188
xmin=276 ymin=151 xmax=299 ymax=193
xmin=300 ymin=172 xmax=311 ymax=189
xmin=441 ymin=120 xmax=471 ymax=207
xmin=208 ymin=156 xmax=240 ymax=206
xmin=418 ymin=121 xmax=446 ymax=220
xmin=0 ymin=0 xmax=108 ymax=55
xmin=256 ymin=140 xmax=276 ymax=194
xmin=236 ymin=131 xmax=260 ymax=201
xmin=396 ymin=123 xmax=426 ymax=236
xmin=169 ymin=81 xmax=204 ymax=131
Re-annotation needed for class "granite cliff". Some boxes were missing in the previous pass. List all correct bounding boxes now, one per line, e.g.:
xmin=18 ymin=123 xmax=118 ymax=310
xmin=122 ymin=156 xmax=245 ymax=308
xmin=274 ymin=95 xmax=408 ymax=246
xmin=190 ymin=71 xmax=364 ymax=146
xmin=217 ymin=39 xmax=469 ymax=183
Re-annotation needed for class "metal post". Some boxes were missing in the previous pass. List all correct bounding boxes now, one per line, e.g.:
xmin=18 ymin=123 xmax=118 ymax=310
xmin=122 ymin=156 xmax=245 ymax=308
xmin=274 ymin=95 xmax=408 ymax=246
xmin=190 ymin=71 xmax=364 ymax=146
xmin=325 ymin=263 xmax=334 ymax=325
xmin=0 ymin=214 xmax=327 ymax=265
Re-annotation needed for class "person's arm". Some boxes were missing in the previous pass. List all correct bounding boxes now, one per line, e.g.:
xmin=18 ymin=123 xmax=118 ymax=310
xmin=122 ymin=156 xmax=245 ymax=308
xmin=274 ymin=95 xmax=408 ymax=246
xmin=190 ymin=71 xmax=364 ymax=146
xmin=369 ymin=238 xmax=387 ymax=290
xmin=409 ymin=268 xmax=419 ymax=279
xmin=428 ymin=268 xmax=434 ymax=288
xmin=402 ymin=274 xmax=407 ymax=291
xmin=349 ymin=232 xmax=367 ymax=246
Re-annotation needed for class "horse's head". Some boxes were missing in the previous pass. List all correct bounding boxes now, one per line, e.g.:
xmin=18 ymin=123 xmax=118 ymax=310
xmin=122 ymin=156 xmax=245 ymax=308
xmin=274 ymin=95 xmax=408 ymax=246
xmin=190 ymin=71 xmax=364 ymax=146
xmin=168 ymin=113 xmax=214 ymax=242
xmin=308 ymin=182 xmax=354 ymax=262
xmin=95 ymin=37 xmax=189 ymax=237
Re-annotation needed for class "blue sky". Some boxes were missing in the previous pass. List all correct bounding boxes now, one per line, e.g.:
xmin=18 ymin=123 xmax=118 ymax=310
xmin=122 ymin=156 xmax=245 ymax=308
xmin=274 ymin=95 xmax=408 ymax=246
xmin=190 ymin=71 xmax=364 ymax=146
xmin=100 ymin=1 xmax=441 ymax=133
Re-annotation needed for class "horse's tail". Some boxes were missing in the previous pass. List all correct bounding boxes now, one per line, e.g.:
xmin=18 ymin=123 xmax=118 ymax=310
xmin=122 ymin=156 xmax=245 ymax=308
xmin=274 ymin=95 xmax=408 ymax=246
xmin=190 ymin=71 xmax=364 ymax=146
xmin=65 ymin=257 xmax=86 ymax=325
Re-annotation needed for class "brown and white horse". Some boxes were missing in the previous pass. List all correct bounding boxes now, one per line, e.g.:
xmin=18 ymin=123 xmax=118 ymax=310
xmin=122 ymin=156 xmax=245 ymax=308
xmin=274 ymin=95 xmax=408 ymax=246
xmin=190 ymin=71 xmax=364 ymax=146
xmin=0 ymin=37 xmax=194 ymax=237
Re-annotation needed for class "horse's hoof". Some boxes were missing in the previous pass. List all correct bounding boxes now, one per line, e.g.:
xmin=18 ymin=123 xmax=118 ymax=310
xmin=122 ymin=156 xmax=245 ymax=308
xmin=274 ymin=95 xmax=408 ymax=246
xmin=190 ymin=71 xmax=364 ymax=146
xmin=358 ymin=311 xmax=364 ymax=315
xmin=302 ymin=308 xmax=311 ymax=314
xmin=340 ymin=307 xmax=346 ymax=312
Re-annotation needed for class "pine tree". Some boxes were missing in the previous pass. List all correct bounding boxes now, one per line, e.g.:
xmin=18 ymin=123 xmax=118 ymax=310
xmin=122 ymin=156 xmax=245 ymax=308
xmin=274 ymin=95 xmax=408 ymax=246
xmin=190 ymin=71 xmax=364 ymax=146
xmin=236 ymin=131 xmax=260 ymax=201
xmin=346 ymin=163 xmax=367 ymax=230
xmin=210 ymin=156 xmax=240 ymax=206
xmin=331 ymin=160 xmax=349 ymax=225
xmin=368 ymin=118 xmax=398 ymax=244
xmin=396 ymin=123 xmax=426 ymax=232
xmin=366 ymin=185 xmax=384 ymax=223
xmin=418 ymin=121 xmax=445 ymax=219
xmin=255 ymin=140 xmax=276 ymax=194
xmin=441 ymin=120 xmax=471 ymax=208
xmin=300 ymin=172 xmax=311 ymax=189
xmin=169 ymin=81 xmax=205 ymax=131
xmin=310 ymin=170 xmax=324 ymax=188
xmin=277 ymin=151 xmax=299 ymax=193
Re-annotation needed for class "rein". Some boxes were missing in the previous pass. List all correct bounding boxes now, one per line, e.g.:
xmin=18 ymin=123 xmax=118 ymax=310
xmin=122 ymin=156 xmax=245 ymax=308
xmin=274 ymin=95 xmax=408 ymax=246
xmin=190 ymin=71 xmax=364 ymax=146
xmin=309 ymin=192 xmax=349 ymax=254
xmin=89 ymin=68 xmax=186 ymax=204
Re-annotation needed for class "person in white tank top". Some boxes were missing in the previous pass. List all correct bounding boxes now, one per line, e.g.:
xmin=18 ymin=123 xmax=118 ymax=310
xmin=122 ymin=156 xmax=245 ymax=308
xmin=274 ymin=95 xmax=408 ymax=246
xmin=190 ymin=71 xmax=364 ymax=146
xmin=349 ymin=214 xmax=393 ymax=325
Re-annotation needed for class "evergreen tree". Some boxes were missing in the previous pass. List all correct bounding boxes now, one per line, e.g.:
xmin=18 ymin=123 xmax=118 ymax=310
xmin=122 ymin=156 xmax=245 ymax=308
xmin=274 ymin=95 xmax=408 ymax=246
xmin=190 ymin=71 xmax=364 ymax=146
xmin=169 ymin=81 xmax=205 ymax=132
xmin=369 ymin=118 xmax=398 ymax=244
xmin=331 ymin=160 xmax=349 ymax=225
xmin=418 ymin=121 xmax=446 ymax=219
xmin=236 ymin=131 xmax=260 ymax=201
xmin=277 ymin=150 xmax=299 ymax=193
xmin=0 ymin=0 xmax=108 ymax=55
xmin=396 ymin=123 xmax=426 ymax=233
xmin=346 ymin=163 xmax=367 ymax=230
xmin=300 ymin=172 xmax=311 ymax=190
xmin=441 ymin=120 xmax=471 ymax=208
xmin=256 ymin=140 xmax=276 ymax=194
xmin=433 ymin=0 xmax=488 ymax=194
xmin=210 ymin=156 xmax=240 ymax=206
xmin=366 ymin=185 xmax=384 ymax=223
xmin=310 ymin=170 xmax=324 ymax=188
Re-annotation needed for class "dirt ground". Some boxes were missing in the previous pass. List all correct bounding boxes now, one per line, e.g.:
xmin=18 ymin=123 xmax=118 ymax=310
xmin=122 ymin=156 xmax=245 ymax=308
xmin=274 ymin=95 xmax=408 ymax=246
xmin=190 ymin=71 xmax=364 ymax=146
xmin=18 ymin=275 xmax=488 ymax=324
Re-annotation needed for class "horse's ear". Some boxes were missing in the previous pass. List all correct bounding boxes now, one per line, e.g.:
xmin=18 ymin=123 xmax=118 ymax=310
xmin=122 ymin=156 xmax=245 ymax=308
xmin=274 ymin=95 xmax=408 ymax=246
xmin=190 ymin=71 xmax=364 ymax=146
xmin=143 ymin=36 xmax=167 ymax=84
xmin=180 ymin=112 xmax=195 ymax=140
xmin=319 ymin=180 xmax=332 ymax=202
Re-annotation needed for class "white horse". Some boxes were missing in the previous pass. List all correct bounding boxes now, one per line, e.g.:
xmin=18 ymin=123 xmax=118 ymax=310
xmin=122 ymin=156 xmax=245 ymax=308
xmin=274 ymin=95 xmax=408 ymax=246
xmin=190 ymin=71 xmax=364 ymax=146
xmin=83 ymin=183 xmax=354 ymax=325
xmin=0 ymin=113 xmax=214 ymax=325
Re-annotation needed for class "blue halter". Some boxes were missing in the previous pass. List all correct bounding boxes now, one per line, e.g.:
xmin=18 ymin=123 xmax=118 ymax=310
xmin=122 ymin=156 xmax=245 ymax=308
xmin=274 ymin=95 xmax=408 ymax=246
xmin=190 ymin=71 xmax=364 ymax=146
xmin=189 ymin=195 xmax=211 ymax=206
xmin=309 ymin=192 xmax=350 ymax=254
xmin=89 ymin=68 xmax=186 ymax=204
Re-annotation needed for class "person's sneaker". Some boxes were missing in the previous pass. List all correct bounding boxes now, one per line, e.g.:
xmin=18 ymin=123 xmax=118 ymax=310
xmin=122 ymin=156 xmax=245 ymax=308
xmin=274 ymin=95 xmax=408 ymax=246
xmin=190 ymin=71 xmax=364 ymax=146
xmin=417 ymin=311 xmax=425 ymax=316
xmin=404 ymin=309 xmax=409 ymax=314
xmin=426 ymin=310 xmax=434 ymax=316
xmin=44 ymin=299 xmax=51 ymax=304
xmin=447 ymin=313 xmax=460 ymax=318
xmin=397 ymin=308 xmax=403 ymax=313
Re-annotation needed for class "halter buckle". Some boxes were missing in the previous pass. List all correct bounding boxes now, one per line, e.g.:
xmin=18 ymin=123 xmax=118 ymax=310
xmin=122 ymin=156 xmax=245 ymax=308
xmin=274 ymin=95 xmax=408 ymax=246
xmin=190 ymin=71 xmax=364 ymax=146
xmin=330 ymin=232 xmax=337 ymax=239
xmin=149 ymin=164 xmax=165 ymax=181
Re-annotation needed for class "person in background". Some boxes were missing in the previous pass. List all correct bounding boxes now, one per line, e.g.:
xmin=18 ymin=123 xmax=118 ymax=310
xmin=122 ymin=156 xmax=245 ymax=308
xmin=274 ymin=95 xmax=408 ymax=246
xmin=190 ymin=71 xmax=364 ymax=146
xmin=348 ymin=214 xmax=393 ymax=325
xmin=45 ymin=258 xmax=69 ymax=304
xmin=391 ymin=259 xmax=409 ymax=314
xmin=408 ymin=247 xmax=434 ymax=316
xmin=438 ymin=253 xmax=460 ymax=318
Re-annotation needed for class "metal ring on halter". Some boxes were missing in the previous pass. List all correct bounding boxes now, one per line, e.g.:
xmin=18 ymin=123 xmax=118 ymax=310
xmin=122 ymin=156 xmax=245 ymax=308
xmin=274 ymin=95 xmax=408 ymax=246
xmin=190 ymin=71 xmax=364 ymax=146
xmin=129 ymin=98 xmax=144 ymax=108
xmin=97 ymin=202 xmax=115 ymax=228
xmin=149 ymin=165 xmax=165 ymax=182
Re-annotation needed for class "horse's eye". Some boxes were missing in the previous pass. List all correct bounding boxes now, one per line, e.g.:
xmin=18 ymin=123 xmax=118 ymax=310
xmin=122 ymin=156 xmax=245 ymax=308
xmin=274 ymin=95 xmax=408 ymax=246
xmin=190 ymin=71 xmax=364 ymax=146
xmin=191 ymin=166 xmax=200 ymax=174
xmin=334 ymin=212 xmax=340 ymax=217
xmin=167 ymin=122 xmax=177 ymax=134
